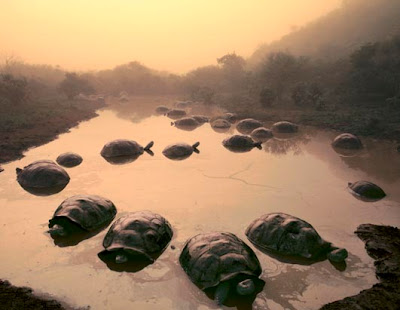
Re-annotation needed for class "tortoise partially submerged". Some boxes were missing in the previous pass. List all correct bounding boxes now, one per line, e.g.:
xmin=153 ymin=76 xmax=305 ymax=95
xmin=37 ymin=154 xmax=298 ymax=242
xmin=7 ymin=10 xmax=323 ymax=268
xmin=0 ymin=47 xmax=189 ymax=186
xmin=171 ymin=117 xmax=200 ymax=131
xmin=271 ymin=121 xmax=298 ymax=133
xmin=101 ymin=139 xmax=154 ymax=163
xmin=332 ymin=133 xmax=363 ymax=150
xmin=191 ymin=115 xmax=209 ymax=125
xmin=100 ymin=211 xmax=173 ymax=264
xmin=48 ymin=195 xmax=117 ymax=239
xmin=210 ymin=113 xmax=237 ymax=124
xmin=222 ymin=135 xmax=262 ymax=153
xmin=211 ymin=119 xmax=231 ymax=133
xmin=250 ymin=127 xmax=273 ymax=142
xmin=348 ymin=181 xmax=386 ymax=201
xmin=179 ymin=232 xmax=263 ymax=305
xmin=166 ymin=109 xmax=187 ymax=120
xmin=236 ymin=119 xmax=263 ymax=135
xmin=56 ymin=152 xmax=83 ymax=168
xmin=246 ymin=213 xmax=348 ymax=264
xmin=16 ymin=160 xmax=70 ymax=195
xmin=155 ymin=105 xmax=170 ymax=114
xmin=162 ymin=142 xmax=200 ymax=160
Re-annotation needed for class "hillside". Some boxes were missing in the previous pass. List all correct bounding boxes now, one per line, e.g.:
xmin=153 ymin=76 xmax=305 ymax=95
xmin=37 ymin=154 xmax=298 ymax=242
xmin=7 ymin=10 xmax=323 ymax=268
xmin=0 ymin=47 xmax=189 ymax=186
xmin=249 ymin=0 xmax=400 ymax=66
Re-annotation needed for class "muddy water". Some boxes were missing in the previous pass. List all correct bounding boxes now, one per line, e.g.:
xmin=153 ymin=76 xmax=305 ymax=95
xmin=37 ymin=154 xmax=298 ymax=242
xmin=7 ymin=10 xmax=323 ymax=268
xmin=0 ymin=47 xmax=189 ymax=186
xmin=1 ymin=105 xmax=400 ymax=310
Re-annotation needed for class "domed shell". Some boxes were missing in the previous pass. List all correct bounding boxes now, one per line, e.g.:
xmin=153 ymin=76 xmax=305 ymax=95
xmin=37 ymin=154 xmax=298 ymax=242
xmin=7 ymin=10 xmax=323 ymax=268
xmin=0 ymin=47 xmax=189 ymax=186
xmin=348 ymin=181 xmax=386 ymax=201
xmin=162 ymin=142 xmax=199 ymax=160
xmin=246 ymin=213 xmax=330 ymax=259
xmin=332 ymin=133 xmax=363 ymax=150
xmin=250 ymin=127 xmax=273 ymax=142
xmin=211 ymin=119 xmax=231 ymax=129
xmin=56 ymin=152 xmax=83 ymax=167
xmin=192 ymin=115 xmax=209 ymax=124
xmin=236 ymin=119 xmax=263 ymax=134
xmin=223 ymin=135 xmax=261 ymax=150
xmin=271 ymin=121 xmax=298 ymax=133
xmin=16 ymin=160 xmax=70 ymax=189
xmin=101 ymin=211 xmax=173 ymax=261
xmin=49 ymin=195 xmax=117 ymax=231
xmin=155 ymin=105 xmax=170 ymax=114
xmin=179 ymin=232 xmax=262 ymax=290
xmin=172 ymin=117 xmax=200 ymax=129
xmin=101 ymin=139 xmax=145 ymax=158
xmin=166 ymin=109 xmax=187 ymax=120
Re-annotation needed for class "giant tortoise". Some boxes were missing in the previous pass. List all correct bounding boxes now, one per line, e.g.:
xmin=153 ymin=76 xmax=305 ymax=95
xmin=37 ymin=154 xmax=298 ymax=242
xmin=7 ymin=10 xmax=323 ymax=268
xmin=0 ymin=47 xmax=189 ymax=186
xmin=48 ymin=195 xmax=117 ymax=239
xmin=246 ymin=213 xmax=348 ymax=264
xmin=179 ymin=232 xmax=263 ymax=305
xmin=16 ymin=160 xmax=70 ymax=195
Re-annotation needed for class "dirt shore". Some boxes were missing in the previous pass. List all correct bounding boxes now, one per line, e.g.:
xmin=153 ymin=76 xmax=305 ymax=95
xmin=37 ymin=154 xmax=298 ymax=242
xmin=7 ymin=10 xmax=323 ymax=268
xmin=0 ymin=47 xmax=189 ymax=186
xmin=320 ymin=224 xmax=400 ymax=310
xmin=0 ymin=100 xmax=104 ymax=165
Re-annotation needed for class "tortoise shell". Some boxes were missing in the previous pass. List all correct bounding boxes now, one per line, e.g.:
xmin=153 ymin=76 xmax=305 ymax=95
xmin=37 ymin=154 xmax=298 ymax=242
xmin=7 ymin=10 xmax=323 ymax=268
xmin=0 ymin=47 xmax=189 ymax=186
xmin=246 ymin=213 xmax=331 ymax=259
xmin=100 ymin=139 xmax=146 ymax=158
xmin=192 ymin=115 xmax=209 ymax=124
xmin=172 ymin=117 xmax=200 ymax=131
xmin=179 ymin=232 xmax=262 ymax=290
xmin=166 ymin=109 xmax=187 ymax=120
xmin=155 ymin=105 xmax=170 ymax=114
xmin=271 ymin=121 xmax=298 ymax=133
xmin=236 ymin=119 xmax=263 ymax=135
xmin=16 ymin=160 xmax=70 ymax=189
xmin=250 ymin=127 xmax=273 ymax=142
xmin=56 ymin=152 xmax=83 ymax=167
xmin=48 ymin=195 xmax=117 ymax=232
xmin=348 ymin=181 xmax=386 ymax=201
xmin=162 ymin=142 xmax=199 ymax=160
xmin=101 ymin=211 xmax=173 ymax=261
xmin=332 ymin=133 xmax=363 ymax=150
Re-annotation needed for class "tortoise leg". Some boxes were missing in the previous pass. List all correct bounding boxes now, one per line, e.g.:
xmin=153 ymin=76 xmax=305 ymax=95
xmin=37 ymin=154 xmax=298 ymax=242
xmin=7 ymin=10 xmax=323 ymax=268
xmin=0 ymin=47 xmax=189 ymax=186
xmin=214 ymin=281 xmax=230 ymax=305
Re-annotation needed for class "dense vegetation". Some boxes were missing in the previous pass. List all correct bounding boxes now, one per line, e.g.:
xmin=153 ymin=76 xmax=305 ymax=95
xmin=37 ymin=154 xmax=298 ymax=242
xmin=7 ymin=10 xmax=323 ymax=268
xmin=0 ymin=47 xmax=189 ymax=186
xmin=1 ymin=0 xmax=400 ymax=163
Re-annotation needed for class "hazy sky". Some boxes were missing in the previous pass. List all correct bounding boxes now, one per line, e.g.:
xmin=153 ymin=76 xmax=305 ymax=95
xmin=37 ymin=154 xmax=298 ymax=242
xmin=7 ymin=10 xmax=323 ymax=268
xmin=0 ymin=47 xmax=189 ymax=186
xmin=1 ymin=0 xmax=342 ymax=73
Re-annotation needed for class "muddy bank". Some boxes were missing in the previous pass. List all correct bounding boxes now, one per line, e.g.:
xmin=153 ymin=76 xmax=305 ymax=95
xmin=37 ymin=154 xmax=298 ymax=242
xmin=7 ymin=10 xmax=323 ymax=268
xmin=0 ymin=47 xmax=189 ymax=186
xmin=0 ymin=280 xmax=68 ymax=310
xmin=0 ymin=99 xmax=104 ymax=165
xmin=321 ymin=224 xmax=400 ymax=310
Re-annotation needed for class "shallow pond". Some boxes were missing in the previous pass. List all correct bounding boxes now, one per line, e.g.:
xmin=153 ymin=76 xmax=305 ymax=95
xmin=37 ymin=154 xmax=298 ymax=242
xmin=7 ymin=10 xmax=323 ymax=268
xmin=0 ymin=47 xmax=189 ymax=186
xmin=1 ymin=102 xmax=400 ymax=310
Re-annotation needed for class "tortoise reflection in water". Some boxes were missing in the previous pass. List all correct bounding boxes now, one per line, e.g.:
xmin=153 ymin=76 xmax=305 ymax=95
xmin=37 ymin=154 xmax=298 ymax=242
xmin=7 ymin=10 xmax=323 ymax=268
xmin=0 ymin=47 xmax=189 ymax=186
xmin=179 ymin=232 xmax=264 ymax=306
xmin=246 ymin=213 xmax=348 ymax=264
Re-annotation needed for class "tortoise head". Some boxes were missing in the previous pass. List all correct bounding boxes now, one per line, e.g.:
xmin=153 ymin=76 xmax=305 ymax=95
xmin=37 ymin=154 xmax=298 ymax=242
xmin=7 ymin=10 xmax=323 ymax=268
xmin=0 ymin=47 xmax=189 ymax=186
xmin=236 ymin=278 xmax=255 ymax=296
xmin=48 ymin=224 xmax=67 ymax=237
xmin=115 ymin=253 xmax=128 ymax=264
xmin=327 ymin=247 xmax=348 ymax=263
xmin=348 ymin=182 xmax=352 ymax=187
xmin=16 ymin=168 xmax=22 ymax=175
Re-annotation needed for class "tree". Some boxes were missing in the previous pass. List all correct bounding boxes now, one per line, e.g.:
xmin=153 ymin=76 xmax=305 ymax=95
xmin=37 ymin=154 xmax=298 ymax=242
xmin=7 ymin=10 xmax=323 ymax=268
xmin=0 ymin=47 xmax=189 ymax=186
xmin=0 ymin=74 xmax=28 ymax=105
xmin=259 ymin=87 xmax=276 ymax=107
xmin=259 ymin=52 xmax=310 ymax=100
xmin=58 ymin=73 xmax=94 ymax=99
xmin=217 ymin=53 xmax=247 ymax=91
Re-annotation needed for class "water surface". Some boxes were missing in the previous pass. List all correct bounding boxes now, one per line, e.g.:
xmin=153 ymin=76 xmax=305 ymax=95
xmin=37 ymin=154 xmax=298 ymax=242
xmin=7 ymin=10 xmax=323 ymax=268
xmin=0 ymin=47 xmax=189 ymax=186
xmin=1 ymin=103 xmax=399 ymax=310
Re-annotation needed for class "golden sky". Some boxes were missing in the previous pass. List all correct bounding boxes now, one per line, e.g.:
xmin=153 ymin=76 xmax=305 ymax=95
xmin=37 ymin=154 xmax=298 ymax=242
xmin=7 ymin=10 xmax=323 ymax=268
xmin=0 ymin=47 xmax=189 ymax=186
xmin=1 ymin=0 xmax=341 ymax=73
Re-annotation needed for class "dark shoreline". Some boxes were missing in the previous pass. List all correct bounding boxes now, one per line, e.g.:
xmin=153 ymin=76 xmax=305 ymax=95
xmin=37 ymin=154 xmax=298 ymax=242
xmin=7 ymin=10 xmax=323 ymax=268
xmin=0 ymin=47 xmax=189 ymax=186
xmin=0 ymin=100 xmax=104 ymax=166
xmin=320 ymin=224 xmax=400 ymax=310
